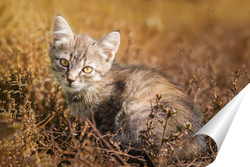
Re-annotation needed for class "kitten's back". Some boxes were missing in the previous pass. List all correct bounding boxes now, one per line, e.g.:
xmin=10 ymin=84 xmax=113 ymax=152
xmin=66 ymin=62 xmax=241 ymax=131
xmin=107 ymin=65 xmax=206 ymax=158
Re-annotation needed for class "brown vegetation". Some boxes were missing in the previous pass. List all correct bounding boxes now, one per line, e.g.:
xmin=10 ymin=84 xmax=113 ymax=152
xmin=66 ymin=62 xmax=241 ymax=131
xmin=0 ymin=0 xmax=250 ymax=166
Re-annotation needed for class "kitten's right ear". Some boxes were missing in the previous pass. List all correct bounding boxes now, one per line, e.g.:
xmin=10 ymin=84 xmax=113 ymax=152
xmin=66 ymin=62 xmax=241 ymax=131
xmin=51 ymin=15 xmax=74 ymax=46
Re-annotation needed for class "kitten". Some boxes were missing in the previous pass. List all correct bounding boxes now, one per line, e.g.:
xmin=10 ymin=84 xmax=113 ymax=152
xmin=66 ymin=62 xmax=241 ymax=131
xmin=50 ymin=15 xmax=206 ymax=160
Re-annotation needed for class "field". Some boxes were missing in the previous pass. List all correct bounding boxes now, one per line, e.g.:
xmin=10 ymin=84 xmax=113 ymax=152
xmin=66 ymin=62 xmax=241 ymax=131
xmin=0 ymin=0 xmax=250 ymax=166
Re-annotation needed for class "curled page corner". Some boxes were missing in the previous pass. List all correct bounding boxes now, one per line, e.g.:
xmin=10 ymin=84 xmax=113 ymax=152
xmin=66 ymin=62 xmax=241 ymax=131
xmin=195 ymin=83 xmax=250 ymax=167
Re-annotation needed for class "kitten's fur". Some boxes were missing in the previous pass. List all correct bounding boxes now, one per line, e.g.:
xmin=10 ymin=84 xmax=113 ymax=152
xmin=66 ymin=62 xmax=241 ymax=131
xmin=50 ymin=15 xmax=206 ymax=159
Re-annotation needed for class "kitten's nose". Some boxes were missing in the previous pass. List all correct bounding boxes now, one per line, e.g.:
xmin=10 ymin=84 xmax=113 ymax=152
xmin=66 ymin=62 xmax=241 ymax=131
xmin=67 ymin=78 xmax=75 ymax=85
xmin=67 ymin=72 xmax=77 ymax=86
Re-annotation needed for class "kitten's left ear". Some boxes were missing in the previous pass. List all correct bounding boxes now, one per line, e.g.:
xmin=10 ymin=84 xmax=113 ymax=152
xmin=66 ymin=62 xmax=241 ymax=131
xmin=96 ymin=30 xmax=120 ymax=62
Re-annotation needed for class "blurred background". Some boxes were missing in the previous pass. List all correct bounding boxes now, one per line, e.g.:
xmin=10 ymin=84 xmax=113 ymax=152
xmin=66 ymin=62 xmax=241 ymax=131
xmin=1 ymin=0 xmax=250 ymax=128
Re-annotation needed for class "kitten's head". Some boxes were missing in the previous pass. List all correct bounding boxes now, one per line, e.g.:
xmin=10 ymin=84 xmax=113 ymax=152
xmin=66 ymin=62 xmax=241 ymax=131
xmin=50 ymin=15 xmax=120 ymax=93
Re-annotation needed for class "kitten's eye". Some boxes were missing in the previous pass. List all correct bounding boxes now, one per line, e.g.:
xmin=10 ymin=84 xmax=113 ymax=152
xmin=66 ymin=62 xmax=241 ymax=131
xmin=82 ymin=66 xmax=93 ymax=74
xmin=60 ymin=59 xmax=69 ymax=67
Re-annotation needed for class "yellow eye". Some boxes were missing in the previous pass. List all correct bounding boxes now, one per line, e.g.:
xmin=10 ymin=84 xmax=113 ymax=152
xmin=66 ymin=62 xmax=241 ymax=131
xmin=83 ymin=66 xmax=93 ymax=74
xmin=60 ymin=59 xmax=69 ymax=67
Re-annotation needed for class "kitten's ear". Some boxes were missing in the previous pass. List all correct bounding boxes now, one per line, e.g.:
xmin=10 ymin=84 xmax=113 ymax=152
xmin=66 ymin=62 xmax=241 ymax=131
xmin=96 ymin=30 xmax=120 ymax=62
xmin=51 ymin=15 xmax=74 ymax=46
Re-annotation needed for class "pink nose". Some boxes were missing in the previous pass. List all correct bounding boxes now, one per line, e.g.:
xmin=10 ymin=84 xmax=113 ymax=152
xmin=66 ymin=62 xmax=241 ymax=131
xmin=67 ymin=78 xmax=75 ymax=85
xmin=67 ymin=71 xmax=77 ymax=86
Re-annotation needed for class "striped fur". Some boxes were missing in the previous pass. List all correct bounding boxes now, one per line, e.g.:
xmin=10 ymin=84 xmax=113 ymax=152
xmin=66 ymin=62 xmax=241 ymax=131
xmin=50 ymin=15 xmax=206 ymax=160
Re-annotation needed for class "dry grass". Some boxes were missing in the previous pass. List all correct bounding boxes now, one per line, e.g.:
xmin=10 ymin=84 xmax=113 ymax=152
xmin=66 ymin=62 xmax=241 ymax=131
xmin=0 ymin=0 xmax=250 ymax=166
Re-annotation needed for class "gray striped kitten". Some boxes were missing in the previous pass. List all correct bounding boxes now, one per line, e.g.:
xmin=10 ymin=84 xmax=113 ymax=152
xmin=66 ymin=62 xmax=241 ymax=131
xmin=50 ymin=15 xmax=206 ymax=160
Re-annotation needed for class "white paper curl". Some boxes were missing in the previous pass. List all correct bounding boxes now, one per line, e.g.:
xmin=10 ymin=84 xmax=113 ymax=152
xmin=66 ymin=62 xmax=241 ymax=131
xmin=195 ymin=83 xmax=250 ymax=166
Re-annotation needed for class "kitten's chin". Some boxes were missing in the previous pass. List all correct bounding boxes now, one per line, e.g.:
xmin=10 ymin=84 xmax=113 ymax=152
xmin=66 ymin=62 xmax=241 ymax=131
xmin=62 ymin=85 xmax=83 ymax=93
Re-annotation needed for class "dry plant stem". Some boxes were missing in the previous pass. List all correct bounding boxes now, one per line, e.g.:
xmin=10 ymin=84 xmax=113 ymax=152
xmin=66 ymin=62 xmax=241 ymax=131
xmin=45 ymin=133 xmax=74 ymax=148
xmin=49 ymin=124 xmax=55 ymax=145
xmin=208 ymin=60 xmax=217 ymax=90
xmin=36 ymin=113 xmax=52 ymax=126
xmin=160 ymin=114 xmax=170 ymax=149
xmin=38 ymin=112 xmax=55 ymax=129
xmin=174 ymin=152 xmax=183 ymax=167
xmin=66 ymin=118 xmax=92 ymax=166
xmin=148 ymin=92 xmax=154 ymax=116
xmin=202 ymin=156 xmax=216 ymax=159
xmin=232 ymin=70 xmax=240 ymax=96
xmin=66 ymin=117 xmax=77 ymax=148
xmin=244 ymin=67 xmax=250 ymax=82
xmin=85 ymin=117 xmax=125 ymax=165
xmin=97 ymin=147 xmax=146 ymax=162
xmin=186 ymin=158 xmax=197 ymax=167
xmin=142 ymin=148 xmax=156 ymax=167
xmin=74 ymin=156 xmax=93 ymax=167
xmin=194 ymin=79 xmax=204 ymax=103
